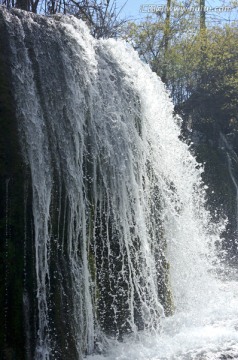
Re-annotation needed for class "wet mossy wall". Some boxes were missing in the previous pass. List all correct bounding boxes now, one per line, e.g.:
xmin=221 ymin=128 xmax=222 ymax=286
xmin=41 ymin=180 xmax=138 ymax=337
xmin=180 ymin=114 xmax=238 ymax=261
xmin=0 ymin=13 xmax=35 ymax=359
xmin=194 ymin=139 xmax=238 ymax=258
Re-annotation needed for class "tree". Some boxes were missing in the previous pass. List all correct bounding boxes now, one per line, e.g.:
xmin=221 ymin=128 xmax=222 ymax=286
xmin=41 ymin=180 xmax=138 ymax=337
xmin=162 ymin=0 xmax=171 ymax=82
xmin=200 ymin=0 xmax=206 ymax=31
xmin=123 ymin=1 xmax=238 ymax=112
xmin=122 ymin=1 xmax=199 ymax=83
xmin=122 ymin=1 xmax=201 ymax=103
xmin=179 ymin=25 xmax=238 ymax=133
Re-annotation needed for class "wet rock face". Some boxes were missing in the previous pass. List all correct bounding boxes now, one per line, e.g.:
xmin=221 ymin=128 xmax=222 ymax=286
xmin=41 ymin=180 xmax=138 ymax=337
xmin=0 ymin=12 xmax=28 ymax=359
xmin=0 ymin=13 xmax=71 ymax=359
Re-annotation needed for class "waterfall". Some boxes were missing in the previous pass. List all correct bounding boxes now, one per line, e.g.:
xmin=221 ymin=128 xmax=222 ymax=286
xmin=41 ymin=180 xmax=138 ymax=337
xmin=1 ymin=7 xmax=235 ymax=360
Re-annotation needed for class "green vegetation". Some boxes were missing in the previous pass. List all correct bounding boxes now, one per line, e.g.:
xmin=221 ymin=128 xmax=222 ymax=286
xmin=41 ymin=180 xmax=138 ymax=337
xmin=123 ymin=1 xmax=238 ymax=116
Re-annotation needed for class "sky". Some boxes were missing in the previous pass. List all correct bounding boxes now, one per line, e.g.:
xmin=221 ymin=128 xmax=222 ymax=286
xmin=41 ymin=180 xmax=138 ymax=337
xmin=115 ymin=0 xmax=238 ymax=23
xmin=115 ymin=0 xmax=153 ymax=20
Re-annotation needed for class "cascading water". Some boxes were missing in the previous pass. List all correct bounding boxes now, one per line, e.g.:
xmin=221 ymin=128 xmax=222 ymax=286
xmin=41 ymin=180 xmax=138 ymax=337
xmin=1 ymin=7 xmax=238 ymax=360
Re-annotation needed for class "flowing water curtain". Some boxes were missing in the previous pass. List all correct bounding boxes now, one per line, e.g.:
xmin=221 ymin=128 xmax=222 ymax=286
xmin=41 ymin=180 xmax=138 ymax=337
xmin=1 ymin=8 xmax=169 ymax=358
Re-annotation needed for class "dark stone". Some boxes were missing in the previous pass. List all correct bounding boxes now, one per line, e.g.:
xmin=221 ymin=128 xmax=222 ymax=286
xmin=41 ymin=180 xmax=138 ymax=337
xmin=0 ymin=9 xmax=36 ymax=359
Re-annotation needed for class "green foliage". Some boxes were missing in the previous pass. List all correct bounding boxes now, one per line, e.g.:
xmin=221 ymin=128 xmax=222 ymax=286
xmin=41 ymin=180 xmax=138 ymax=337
xmin=122 ymin=1 xmax=199 ymax=81
xmin=123 ymin=5 xmax=238 ymax=132
xmin=173 ymin=25 xmax=238 ymax=135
